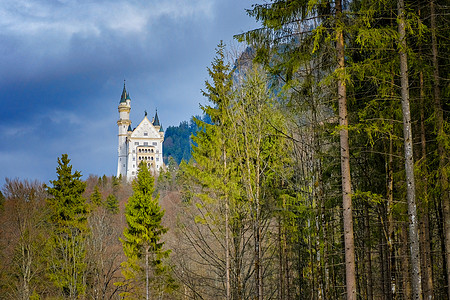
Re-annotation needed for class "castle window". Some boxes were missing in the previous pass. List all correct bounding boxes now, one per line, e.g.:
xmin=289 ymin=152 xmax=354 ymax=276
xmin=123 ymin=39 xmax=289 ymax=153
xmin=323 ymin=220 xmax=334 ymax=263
xmin=151 ymin=149 xmax=154 ymax=153
xmin=145 ymin=149 xmax=147 ymax=153
xmin=132 ymin=150 xmax=135 ymax=153
xmin=144 ymin=142 xmax=148 ymax=146
xmin=132 ymin=171 xmax=135 ymax=175
xmin=152 ymin=142 xmax=157 ymax=146
xmin=133 ymin=157 xmax=135 ymax=161
xmin=135 ymin=142 xmax=139 ymax=145
xmin=144 ymin=132 xmax=148 ymax=136
xmin=151 ymin=157 xmax=154 ymax=160
xmin=156 ymin=157 xmax=159 ymax=161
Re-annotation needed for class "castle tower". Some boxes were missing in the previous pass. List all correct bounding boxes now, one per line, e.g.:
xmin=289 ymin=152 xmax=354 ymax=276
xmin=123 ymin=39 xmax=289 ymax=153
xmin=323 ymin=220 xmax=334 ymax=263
xmin=117 ymin=82 xmax=131 ymax=178
xmin=116 ymin=83 xmax=164 ymax=180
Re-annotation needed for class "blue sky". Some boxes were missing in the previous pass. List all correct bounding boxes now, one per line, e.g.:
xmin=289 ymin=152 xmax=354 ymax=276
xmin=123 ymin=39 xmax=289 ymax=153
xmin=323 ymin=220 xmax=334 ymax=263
xmin=0 ymin=0 xmax=258 ymax=185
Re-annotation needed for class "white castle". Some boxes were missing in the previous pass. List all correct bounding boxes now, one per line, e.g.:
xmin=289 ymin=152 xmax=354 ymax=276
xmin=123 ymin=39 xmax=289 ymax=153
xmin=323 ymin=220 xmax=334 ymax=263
xmin=116 ymin=83 xmax=164 ymax=180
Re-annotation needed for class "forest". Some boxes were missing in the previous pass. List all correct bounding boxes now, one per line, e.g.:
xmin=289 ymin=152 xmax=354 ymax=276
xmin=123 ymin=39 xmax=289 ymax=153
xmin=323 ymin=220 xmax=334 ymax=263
xmin=163 ymin=115 xmax=212 ymax=165
xmin=1 ymin=0 xmax=449 ymax=299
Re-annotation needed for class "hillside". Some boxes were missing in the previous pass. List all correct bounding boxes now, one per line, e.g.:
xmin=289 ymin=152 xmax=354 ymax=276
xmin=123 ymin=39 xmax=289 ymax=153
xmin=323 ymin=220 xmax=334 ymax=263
xmin=162 ymin=114 xmax=211 ymax=164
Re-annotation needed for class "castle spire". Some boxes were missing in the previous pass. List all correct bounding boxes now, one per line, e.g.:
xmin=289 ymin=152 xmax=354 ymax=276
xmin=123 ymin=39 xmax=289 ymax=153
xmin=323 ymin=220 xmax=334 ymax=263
xmin=153 ymin=109 xmax=160 ymax=127
xmin=120 ymin=80 xmax=127 ymax=103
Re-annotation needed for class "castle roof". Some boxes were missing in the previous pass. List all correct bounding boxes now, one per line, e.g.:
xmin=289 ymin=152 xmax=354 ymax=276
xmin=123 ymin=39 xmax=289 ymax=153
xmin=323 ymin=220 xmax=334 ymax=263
xmin=130 ymin=116 xmax=161 ymax=138
xmin=153 ymin=110 xmax=160 ymax=126
xmin=120 ymin=81 xmax=131 ymax=103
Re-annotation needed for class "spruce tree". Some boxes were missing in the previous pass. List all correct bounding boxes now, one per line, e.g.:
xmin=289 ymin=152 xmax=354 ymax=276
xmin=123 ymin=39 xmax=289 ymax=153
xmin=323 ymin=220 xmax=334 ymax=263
xmin=237 ymin=2 xmax=358 ymax=298
xmin=105 ymin=194 xmax=119 ymax=214
xmin=45 ymin=154 xmax=89 ymax=299
xmin=90 ymin=185 xmax=103 ymax=207
xmin=186 ymin=41 xmax=236 ymax=298
xmin=120 ymin=161 xmax=171 ymax=300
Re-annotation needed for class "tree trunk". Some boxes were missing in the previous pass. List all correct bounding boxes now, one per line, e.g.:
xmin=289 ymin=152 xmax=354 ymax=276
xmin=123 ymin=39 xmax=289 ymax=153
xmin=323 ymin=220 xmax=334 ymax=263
xmin=397 ymin=0 xmax=423 ymax=298
xmin=255 ymin=205 xmax=263 ymax=300
xmin=364 ymin=204 xmax=373 ymax=300
xmin=419 ymin=69 xmax=434 ymax=300
xmin=430 ymin=0 xmax=450 ymax=297
xmin=224 ymin=149 xmax=231 ymax=300
xmin=336 ymin=1 xmax=357 ymax=299
xmin=400 ymin=224 xmax=412 ymax=299
xmin=387 ymin=130 xmax=396 ymax=300
xmin=146 ymin=247 xmax=149 ymax=300
xmin=378 ymin=225 xmax=387 ymax=299
xmin=279 ymin=217 xmax=285 ymax=300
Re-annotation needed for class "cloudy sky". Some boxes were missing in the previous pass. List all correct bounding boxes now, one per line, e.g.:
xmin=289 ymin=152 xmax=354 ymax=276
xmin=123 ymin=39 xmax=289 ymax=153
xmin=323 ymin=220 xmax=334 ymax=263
xmin=0 ymin=0 xmax=259 ymax=185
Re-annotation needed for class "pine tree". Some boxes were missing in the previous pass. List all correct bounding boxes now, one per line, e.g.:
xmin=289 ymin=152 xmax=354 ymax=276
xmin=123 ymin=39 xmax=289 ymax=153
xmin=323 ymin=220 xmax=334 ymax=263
xmin=237 ymin=1 xmax=358 ymax=298
xmin=90 ymin=185 xmax=103 ymax=207
xmin=180 ymin=41 xmax=240 ymax=298
xmin=45 ymin=154 xmax=89 ymax=299
xmin=105 ymin=194 xmax=119 ymax=214
xmin=120 ymin=161 xmax=171 ymax=300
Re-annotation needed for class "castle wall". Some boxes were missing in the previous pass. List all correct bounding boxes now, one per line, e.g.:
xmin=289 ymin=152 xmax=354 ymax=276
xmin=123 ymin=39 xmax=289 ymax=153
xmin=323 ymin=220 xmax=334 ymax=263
xmin=116 ymin=89 xmax=163 ymax=180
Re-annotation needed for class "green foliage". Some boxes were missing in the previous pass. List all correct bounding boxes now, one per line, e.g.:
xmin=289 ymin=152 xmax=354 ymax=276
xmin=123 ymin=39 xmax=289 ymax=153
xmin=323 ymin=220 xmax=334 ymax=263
xmin=112 ymin=175 xmax=120 ymax=189
xmin=45 ymin=154 xmax=89 ymax=299
xmin=90 ymin=185 xmax=103 ymax=207
xmin=105 ymin=194 xmax=119 ymax=214
xmin=120 ymin=161 xmax=173 ymax=298
xmin=179 ymin=42 xmax=294 ymax=298
xmin=163 ymin=115 xmax=211 ymax=165
xmin=46 ymin=154 xmax=88 ymax=231
xmin=156 ymin=156 xmax=179 ymax=193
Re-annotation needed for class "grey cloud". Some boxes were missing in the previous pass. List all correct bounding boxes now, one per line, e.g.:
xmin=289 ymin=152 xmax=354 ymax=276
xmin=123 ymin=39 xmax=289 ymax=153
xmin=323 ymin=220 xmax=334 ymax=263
xmin=0 ymin=0 xmax=258 ymax=185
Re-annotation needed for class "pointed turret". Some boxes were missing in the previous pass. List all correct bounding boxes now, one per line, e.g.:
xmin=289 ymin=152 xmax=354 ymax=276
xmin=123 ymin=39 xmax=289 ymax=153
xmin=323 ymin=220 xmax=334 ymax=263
xmin=117 ymin=81 xmax=132 ymax=178
xmin=120 ymin=81 xmax=127 ymax=103
xmin=153 ymin=110 xmax=160 ymax=127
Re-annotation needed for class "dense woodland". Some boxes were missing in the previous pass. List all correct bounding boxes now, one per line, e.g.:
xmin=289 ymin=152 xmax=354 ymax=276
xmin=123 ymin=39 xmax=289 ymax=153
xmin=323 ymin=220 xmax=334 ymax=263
xmin=163 ymin=115 xmax=211 ymax=165
xmin=1 ymin=0 xmax=449 ymax=299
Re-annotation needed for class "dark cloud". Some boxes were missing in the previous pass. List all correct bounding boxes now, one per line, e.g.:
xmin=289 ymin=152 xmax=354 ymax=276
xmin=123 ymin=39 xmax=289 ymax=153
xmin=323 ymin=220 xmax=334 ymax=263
xmin=0 ymin=0 xmax=259 ymax=185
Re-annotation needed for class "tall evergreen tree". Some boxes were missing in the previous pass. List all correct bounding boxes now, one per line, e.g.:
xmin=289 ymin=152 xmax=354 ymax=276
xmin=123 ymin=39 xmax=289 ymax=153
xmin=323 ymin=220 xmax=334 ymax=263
xmin=237 ymin=1 xmax=358 ymax=298
xmin=120 ymin=161 xmax=172 ymax=300
xmin=105 ymin=194 xmax=119 ymax=214
xmin=179 ymin=43 xmax=290 ymax=298
xmin=396 ymin=0 xmax=422 ymax=297
xmin=181 ymin=41 xmax=237 ymax=298
xmin=45 ymin=154 xmax=89 ymax=299
xmin=90 ymin=185 xmax=103 ymax=207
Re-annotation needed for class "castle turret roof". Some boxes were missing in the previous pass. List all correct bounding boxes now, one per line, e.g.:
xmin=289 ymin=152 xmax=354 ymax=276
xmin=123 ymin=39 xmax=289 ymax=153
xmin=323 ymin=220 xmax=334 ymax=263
xmin=153 ymin=110 xmax=160 ymax=126
xmin=120 ymin=82 xmax=127 ymax=103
